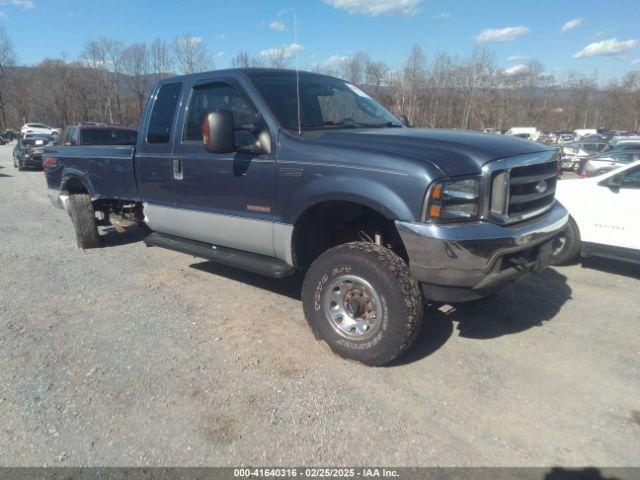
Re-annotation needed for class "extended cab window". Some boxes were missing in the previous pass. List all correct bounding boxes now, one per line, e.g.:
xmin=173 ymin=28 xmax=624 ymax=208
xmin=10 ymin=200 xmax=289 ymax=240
xmin=183 ymin=82 xmax=260 ymax=148
xmin=147 ymin=83 xmax=182 ymax=144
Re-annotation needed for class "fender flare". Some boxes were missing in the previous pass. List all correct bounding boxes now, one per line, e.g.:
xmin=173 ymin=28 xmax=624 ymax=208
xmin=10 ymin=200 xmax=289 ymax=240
xmin=60 ymin=168 xmax=98 ymax=199
xmin=286 ymin=175 xmax=417 ymax=226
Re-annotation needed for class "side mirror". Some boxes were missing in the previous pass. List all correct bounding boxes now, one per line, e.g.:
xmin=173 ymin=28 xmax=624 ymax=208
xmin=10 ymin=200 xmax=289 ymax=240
xmin=203 ymin=110 xmax=235 ymax=153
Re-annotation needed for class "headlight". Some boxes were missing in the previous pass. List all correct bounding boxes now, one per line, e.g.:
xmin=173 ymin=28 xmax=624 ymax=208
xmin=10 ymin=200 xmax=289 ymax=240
xmin=423 ymin=177 xmax=481 ymax=222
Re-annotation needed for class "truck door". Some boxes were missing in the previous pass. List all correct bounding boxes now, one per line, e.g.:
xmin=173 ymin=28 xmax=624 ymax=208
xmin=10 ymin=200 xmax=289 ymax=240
xmin=155 ymin=77 xmax=277 ymax=257
xmin=136 ymin=82 xmax=183 ymax=210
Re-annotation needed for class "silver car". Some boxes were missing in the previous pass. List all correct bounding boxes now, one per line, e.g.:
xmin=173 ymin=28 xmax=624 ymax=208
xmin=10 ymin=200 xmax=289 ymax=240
xmin=582 ymin=151 xmax=640 ymax=177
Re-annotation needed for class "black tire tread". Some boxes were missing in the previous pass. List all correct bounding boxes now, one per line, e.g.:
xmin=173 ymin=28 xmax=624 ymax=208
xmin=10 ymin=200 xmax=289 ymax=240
xmin=68 ymin=193 xmax=102 ymax=249
xmin=302 ymin=242 xmax=423 ymax=366
xmin=552 ymin=216 xmax=581 ymax=265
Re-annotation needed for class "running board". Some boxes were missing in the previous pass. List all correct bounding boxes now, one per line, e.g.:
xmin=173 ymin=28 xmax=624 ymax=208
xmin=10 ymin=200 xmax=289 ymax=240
xmin=144 ymin=232 xmax=296 ymax=278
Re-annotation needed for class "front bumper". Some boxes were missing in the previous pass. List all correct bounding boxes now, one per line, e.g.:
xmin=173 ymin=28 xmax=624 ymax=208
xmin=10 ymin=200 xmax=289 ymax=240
xmin=19 ymin=155 xmax=43 ymax=168
xmin=396 ymin=202 xmax=569 ymax=302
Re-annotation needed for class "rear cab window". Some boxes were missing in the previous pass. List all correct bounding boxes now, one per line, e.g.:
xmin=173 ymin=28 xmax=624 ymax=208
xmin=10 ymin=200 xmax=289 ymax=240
xmin=147 ymin=83 xmax=182 ymax=144
xmin=80 ymin=128 xmax=137 ymax=145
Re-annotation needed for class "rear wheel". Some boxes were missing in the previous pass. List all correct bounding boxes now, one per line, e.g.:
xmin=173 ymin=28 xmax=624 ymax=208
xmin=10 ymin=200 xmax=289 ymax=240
xmin=68 ymin=193 xmax=102 ymax=249
xmin=552 ymin=217 xmax=581 ymax=265
xmin=302 ymin=242 xmax=423 ymax=366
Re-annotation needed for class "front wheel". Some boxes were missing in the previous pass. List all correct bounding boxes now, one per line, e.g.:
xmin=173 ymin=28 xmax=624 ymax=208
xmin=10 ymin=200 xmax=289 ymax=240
xmin=552 ymin=217 xmax=581 ymax=265
xmin=302 ymin=242 xmax=423 ymax=366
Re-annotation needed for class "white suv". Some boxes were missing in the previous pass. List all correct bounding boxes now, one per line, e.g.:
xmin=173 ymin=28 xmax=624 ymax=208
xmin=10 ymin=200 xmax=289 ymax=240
xmin=553 ymin=161 xmax=640 ymax=265
xmin=20 ymin=123 xmax=55 ymax=136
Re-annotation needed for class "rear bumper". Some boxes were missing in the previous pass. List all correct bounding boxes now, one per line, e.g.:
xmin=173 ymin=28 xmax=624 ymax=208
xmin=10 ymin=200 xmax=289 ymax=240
xmin=395 ymin=202 xmax=569 ymax=302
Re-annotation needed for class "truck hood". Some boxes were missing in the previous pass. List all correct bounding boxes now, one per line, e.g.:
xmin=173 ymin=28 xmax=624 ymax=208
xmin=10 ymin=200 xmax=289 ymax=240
xmin=311 ymin=128 xmax=550 ymax=176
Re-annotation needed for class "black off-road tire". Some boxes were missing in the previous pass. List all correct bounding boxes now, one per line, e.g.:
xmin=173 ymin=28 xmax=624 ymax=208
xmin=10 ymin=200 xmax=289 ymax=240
xmin=302 ymin=242 xmax=423 ymax=366
xmin=68 ymin=193 xmax=102 ymax=249
xmin=552 ymin=216 xmax=581 ymax=266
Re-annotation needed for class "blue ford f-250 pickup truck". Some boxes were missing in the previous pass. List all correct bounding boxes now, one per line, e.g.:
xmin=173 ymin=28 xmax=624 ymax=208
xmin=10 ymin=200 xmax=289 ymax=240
xmin=44 ymin=68 xmax=568 ymax=365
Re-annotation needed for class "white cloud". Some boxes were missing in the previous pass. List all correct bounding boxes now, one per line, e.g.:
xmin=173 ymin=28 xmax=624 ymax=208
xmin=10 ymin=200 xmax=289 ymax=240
xmin=631 ymin=59 xmax=640 ymax=65
xmin=433 ymin=12 xmax=450 ymax=20
xmin=474 ymin=26 xmax=530 ymax=43
xmin=0 ymin=0 xmax=35 ymax=9
xmin=260 ymin=42 xmax=304 ymax=59
xmin=216 ymin=51 xmax=225 ymax=58
xmin=215 ymin=33 xmax=226 ymax=40
xmin=0 ymin=10 xmax=6 ymax=18
xmin=187 ymin=36 xmax=203 ymax=46
xmin=323 ymin=0 xmax=424 ymax=17
xmin=573 ymin=38 xmax=639 ymax=59
xmin=504 ymin=64 xmax=528 ymax=76
xmin=507 ymin=55 xmax=529 ymax=62
xmin=319 ymin=55 xmax=351 ymax=68
xmin=269 ymin=20 xmax=286 ymax=31
xmin=561 ymin=18 xmax=582 ymax=33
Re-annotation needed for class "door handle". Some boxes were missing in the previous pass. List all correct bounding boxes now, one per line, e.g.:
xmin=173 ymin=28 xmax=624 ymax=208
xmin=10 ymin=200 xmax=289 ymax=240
xmin=172 ymin=158 xmax=183 ymax=180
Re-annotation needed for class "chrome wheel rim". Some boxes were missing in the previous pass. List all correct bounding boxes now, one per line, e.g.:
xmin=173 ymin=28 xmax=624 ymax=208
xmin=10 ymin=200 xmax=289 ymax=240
xmin=324 ymin=274 xmax=382 ymax=341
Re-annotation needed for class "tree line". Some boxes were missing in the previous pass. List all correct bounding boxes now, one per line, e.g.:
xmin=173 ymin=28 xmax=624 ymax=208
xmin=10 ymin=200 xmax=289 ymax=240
xmin=1 ymin=27 xmax=639 ymax=133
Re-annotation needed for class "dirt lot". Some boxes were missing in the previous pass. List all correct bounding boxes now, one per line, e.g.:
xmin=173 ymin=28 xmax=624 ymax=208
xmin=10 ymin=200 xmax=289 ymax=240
xmin=1 ymin=143 xmax=639 ymax=467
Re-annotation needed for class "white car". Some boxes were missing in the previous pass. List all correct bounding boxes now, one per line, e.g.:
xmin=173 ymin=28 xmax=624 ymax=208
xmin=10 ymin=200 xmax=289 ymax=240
xmin=20 ymin=123 xmax=55 ymax=136
xmin=553 ymin=160 xmax=640 ymax=265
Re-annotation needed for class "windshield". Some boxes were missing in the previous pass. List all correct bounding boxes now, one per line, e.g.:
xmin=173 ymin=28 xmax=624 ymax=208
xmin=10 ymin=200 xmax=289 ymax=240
xmin=248 ymin=72 xmax=402 ymax=131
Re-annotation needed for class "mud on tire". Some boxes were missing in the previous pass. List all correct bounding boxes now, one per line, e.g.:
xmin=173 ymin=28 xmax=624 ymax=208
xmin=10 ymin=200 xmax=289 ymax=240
xmin=302 ymin=242 xmax=423 ymax=366
xmin=68 ymin=193 xmax=102 ymax=249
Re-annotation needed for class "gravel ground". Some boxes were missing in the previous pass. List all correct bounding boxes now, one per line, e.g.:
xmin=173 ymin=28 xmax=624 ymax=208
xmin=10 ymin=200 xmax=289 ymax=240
xmin=0 ymin=143 xmax=639 ymax=467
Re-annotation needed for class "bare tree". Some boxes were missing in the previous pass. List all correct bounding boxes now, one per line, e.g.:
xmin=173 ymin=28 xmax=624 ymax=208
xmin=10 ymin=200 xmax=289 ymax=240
xmin=150 ymin=38 xmax=174 ymax=78
xmin=0 ymin=26 xmax=16 ymax=129
xmin=81 ymin=38 xmax=123 ymax=123
xmin=392 ymin=44 xmax=427 ymax=125
xmin=121 ymin=43 xmax=151 ymax=118
xmin=172 ymin=34 xmax=213 ymax=74
xmin=231 ymin=51 xmax=265 ymax=68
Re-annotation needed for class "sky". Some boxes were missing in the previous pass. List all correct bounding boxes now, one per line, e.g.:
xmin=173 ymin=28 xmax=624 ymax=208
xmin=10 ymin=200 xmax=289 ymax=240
xmin=2 ymin=0 xmax=639 ymax=81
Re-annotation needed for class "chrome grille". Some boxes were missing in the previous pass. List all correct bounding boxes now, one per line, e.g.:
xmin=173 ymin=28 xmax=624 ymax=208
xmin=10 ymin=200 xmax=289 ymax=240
xmin=508 ymin=161 xmax=557 ymax=218
xmin=483 ymin=151 xmax=559 ymax=224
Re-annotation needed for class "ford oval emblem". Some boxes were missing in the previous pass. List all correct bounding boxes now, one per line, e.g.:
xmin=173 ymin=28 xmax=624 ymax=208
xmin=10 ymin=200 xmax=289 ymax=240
xmin=535 ymin=180 xmax=548 ymax=194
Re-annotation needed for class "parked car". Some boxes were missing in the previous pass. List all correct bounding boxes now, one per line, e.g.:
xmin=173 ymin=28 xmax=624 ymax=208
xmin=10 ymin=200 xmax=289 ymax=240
xmin=43 ymin=68 xmax=568 ymax=365
xmin=505 ymin=127 xmax=540 ymax=141
xmin=20 ymin=123 xmax=56 ymax=136
xmin=557 ymin=133 xmax=575 ymax=144
xmin=599 ymin=137 xmax=640 ymax=153
xmin=559 ymin=140 xmax=607 ymax=172
xmin=576 ymin=139 xmax=640 ymax=175
xmin=580 ymin=151 xmax=640 ymax=178
xmin=553 ymin=160 xmax=640 ymax=265
xmin=58 ymin=124 xmax=137 ymax=146
xmin=13 ymin=134 xmax=55 ymax=170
